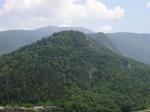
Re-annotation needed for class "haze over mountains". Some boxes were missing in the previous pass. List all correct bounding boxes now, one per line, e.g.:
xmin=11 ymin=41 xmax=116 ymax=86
xmin=106 ymin=33 xmax=150 ymax=65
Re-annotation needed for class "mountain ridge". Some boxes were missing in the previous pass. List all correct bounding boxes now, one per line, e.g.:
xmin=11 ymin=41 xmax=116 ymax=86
xmin=0 ymin=26 xmax=93 ymax=55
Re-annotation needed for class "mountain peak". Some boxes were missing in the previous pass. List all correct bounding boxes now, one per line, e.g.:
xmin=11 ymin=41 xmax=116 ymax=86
xmin=0 ymin=26 xmax=93 ymax=55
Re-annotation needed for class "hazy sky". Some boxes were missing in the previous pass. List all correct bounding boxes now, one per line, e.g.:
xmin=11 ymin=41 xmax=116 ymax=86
xmin=0 ymin=0 xmax=150 ymax=33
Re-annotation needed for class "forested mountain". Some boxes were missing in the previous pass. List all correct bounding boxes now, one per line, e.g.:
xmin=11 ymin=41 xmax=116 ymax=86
xmin=89 ymin=32 xmax=118 ymax=52
xmin=0 ymin=31 xmax=149 ymax=112
xmin=106 ymin=33 xmax=150 ymax=65
xmin=0 ymin=26 xmax=93 ymax=55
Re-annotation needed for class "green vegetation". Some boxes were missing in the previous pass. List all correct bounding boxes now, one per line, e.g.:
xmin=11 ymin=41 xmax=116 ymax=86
xmin=0 ymin=31 xmax=150 ymax=112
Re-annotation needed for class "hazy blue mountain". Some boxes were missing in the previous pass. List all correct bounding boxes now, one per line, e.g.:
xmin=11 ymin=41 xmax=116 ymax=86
xmin=36 ymin=26 xmax=93 ymax=35
xmin=0 ymin=26 xmax=93 ymax=55
xmin=106 ymin=33 xmax=150 ymax=65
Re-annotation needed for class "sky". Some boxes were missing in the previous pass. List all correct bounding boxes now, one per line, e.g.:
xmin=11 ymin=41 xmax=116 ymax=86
xmin=0 ymin=0 xmax=150 ymax=33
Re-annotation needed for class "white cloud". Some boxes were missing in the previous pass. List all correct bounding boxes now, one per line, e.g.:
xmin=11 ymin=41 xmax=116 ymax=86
xmin=84 ymin=0 xmax=124 ymax=19
xmin=0 ymin=0 xmax=49 ymax=15
xmin=146 ymin=1 xmax=150 ymax=8
xmin=96 ymin=25 xmax=112 ymax=33
xmin=0 ymin=0 xmax=124 ymax=30
xmin=0 ymin=26 xmax=9 ymax=31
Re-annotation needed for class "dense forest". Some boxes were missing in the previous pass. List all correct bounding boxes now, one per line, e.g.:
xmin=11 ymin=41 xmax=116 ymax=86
xmin=0 ymin=31 xmax=149 ymax=112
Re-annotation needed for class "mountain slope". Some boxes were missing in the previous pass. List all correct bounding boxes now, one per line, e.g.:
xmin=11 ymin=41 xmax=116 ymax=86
xmin=0 ymin=26 xmax=93 ymax=55
xmin=0 ymin=31 xmax=149 ymax=112
xmin=106 ymin=33 xmax=150 ymax=65
xmin=89 ymin=32 xmax=118 ymax=52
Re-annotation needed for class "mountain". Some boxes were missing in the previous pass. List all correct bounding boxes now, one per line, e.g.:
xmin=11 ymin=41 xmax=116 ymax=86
xmin=36 ymin=26 xmax=93 ymax=34
xmin=0 ymin=31 xmax=149 ymax=112
xmin=106 ymin=33 xmax=150 ymax=65
xmin=0 ymin=26 xmax=93 ymax=55
xmin=89 ymin=32 xmax=118 ymax=52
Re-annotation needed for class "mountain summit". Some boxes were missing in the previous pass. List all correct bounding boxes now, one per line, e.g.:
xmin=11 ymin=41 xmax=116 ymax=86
xmin=0 ymin=26 xmax=93 ymax=55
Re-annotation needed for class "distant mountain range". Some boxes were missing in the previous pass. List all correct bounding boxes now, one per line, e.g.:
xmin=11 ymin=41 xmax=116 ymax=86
xmin=106 ymin=33 xmax=150 ymax=65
